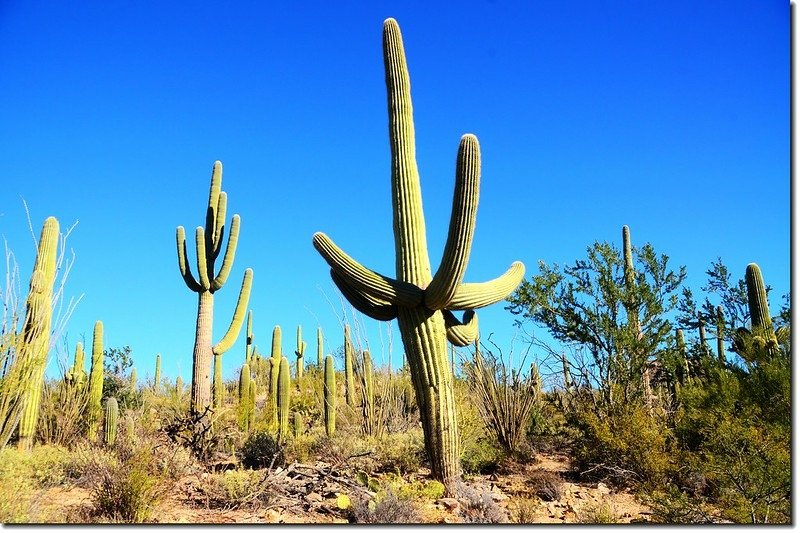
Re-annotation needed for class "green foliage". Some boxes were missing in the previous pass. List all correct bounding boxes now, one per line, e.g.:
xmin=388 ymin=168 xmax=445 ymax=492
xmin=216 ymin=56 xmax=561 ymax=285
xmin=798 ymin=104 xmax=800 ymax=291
xmin=239 ymin=430 xmax=284 ymax=470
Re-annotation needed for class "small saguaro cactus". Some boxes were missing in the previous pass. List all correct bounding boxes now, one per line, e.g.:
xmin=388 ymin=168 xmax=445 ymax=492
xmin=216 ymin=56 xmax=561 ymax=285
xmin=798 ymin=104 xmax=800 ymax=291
xmin=245 ymin=310 xmax=255 ymax=366
xmin=716 ymin=305 xmax=726 ymax=363
xmin=676 ymin=328 xmax=690 ymax=385
xmin=295 ymin=326 xmax=306 ymax=388
xmin=175 ymin=161 xmax=253 ymax=419
xmin=317 ymin=327 xmax=324 ymax=367
xmin=238 ymin=363 xmax=251 ymax=431
xmin=323 ymin=354 xmax=336 ymax=437
xmin=248 ymin=380 xmax=257 ymax=430
xmin=65 ymin=342 xmax=87 ymax=390
xmin=361 ymin=350 xmax=375 ymax=436
xmin=561 ymin=351 xmax=572 ymax=391
xmin=697 ymin=311 xmax=708 ymax=357
xmin=277 ymin=356 xmax=291 ymax=441
xmin=176 ymin=376 xmax=184 ymax=396
xmin=86 ymin=321 xmax=105 ymax=441
xmin=268 ymin=326 xmax=282 ymax=425
xmin=154 ymin=353 xmax=162 ymax=392
xmin=104 ymin=397 xmax=119 ymax=445
xmin=344 ymin=325 xmax=355 ymax=407
xmin=312 ymin=18 xmax=525 ymax=492
xmin=294 ymin=412 xmax=303 ymax=439
xmin=16 ymin=217 xmax=60 ymax=452
xmin=129 ymin=368 xmax=138 ymax=391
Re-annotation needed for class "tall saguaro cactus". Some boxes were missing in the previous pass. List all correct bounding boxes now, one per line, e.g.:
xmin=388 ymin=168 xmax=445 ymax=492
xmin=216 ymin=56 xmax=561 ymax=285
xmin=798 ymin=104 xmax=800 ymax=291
xmin=16 ymin=217 xmax=60 ymax=452
xmin=312 ymin=19 xmax=524 ymax=492
xmin=245 ymin=310 xmax=254 ymax=366
xmin=317 ymin=327 xmax=324 ymax=367
xmin=65 ymin=342 xmax=86 ymax=390
xmin=87 ymin=321 xmax=104 ymax=441
xmin=295 ymin=326 xmax=306 ymax=388
xmin=175 ymin=161 xmax=253 ymax=418
xmin=154 ymin=353 xmax=162 ymax=392
xmin=277 ymin=356 xmax=290 ymax=441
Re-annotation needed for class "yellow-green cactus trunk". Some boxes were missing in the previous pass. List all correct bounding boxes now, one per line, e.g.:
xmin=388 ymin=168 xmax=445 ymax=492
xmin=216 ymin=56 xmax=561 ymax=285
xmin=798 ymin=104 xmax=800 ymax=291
xmin=191 ymin=291 xmax=215 ymax=413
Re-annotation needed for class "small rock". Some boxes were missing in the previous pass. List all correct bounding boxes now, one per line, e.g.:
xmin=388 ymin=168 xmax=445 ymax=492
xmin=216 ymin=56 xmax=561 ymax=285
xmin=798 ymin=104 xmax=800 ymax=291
xmin=437 ymin=498 xmax=460 ymax=511
xmin=596 ymin=482 xmax=610 ymax=494
xmin=305 ymin=492 xmax=323 ymax=503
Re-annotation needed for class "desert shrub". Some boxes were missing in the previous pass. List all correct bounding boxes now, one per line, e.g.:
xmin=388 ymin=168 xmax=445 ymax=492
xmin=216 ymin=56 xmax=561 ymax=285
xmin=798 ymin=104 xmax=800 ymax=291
xmin=528 ymin=468 xmax=563 ymax=502
xmin=203 ymin=469 xmax=277 ymax=510
xmin=508 ymin=497 xmax=539 ymax=524
xmin=460 ymin=436 xmax=505 ymax=475
xmin=457 ymin=484 xmax=508 ymax=523
xmin=576 ymin=501 xmax=619 ymax=524
xmin=90 ymin=458 xmax=160 ymax=523
xmin=645 ymin=485 xmax=718 ymax=524
xmin=378 ymin=472 xmax=445 ymax=501
xmin=350 ymin=490 xmax=420 ymax=524
xmin=240 ymin=430 xmax=284 ymax=470
xmin=0 ymin=446 xmax=72 ymax=522
xmin=373 ymin=429 xmax=425 ymax=474
xmin=570 ymin=400 xmax=674 ymax=487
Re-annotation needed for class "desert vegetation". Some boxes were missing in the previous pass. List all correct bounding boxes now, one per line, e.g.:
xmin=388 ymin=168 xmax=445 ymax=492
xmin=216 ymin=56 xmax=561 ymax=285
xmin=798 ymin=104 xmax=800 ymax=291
xmin=0 ymin=17 xmax=789 ymax=525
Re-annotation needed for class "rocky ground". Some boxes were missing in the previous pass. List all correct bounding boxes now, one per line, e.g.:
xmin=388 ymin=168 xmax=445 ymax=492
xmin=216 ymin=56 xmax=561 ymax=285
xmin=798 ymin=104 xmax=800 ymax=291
xmin=33 ymin=452 xmax=651 ymax=524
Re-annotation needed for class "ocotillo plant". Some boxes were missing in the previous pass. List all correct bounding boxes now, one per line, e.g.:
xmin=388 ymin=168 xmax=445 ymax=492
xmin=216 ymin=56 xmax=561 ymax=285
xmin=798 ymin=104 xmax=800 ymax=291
xmin=86 ymin=321 xmax=104 ymax=441
xmin=238 ymin=363 xmax=251 ymax=431
xmin=16 ymin=217 xmax=60 ymax=452
xmin=295 ymin=326 xmax=306 ymax=389
xmin=154 ymin=353 xmax=162 ymax=392
xmin=277 ymin=356 xmax=290 ymax=441
xmin=312 ymin=19 xmax=524 ymax=492
xmin=323 ymin=354 xmax=336 ymax=437
xmin=175 ymin=161 xmax=253 ymax=419
xmin=344 ymin=325 xmax=355 ymax=407
xmin=104 ymin=397 xmax=119 ymax=445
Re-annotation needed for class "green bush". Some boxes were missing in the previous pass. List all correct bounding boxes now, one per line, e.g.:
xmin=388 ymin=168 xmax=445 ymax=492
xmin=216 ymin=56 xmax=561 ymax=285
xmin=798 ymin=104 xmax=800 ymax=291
xmin=461 ymin=436 xmax=505 ymax=475
xmin=570 ymin=400 xmax=674 ymax=487
xmin=239 ymin=430 xmax=284 ymax=470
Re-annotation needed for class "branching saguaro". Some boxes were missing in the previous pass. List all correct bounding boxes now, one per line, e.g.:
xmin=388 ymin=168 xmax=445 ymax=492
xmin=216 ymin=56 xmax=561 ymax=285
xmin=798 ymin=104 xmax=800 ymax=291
xmin=176 ymin=161 xmax=253 ymax=418
xmin=312 ymin=19 xmax=524 ymax=493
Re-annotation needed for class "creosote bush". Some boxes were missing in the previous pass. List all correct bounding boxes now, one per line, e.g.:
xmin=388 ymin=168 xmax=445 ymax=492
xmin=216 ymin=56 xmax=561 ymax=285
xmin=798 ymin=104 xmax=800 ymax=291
xmin=240 ymin=430 xmax=284 ymax=470
xmin=350 ymin=489 xmax=421 ymax=524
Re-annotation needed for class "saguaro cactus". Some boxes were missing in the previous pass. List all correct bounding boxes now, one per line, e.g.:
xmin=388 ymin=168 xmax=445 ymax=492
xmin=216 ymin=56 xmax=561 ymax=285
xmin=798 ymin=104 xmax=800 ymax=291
xmin=734 ymin=263 xmax=782 ymax=359
xmin=323 ymin=355 xmax=336 ymax=437
xmin=277 ymin=356 xmax=290 ymax=441
xmin=15 ymin=217 xmax=60 ymax=452
xmin=176 ymin=376 xmax=184 ymax=396
xmin=361 ymin=350 xmax=375 ymax=436
xmin=86 ymin=321 xmax=105 ymax=441
xmin=154 ymin=353 xmax=162 ymax=392
xmin=343 ymin=325 xmax=355 ymax=407
xmin=716 ymin=305 xmax=726 ymax=363
xmin=104 ymin=397 xmax=119 ymax=445
xmin=245 ymin=310 xmax=254 ymax=366
xmin=175 ymin=161 xmax=253 ymax=418
xmin=129 ymin=368 xmax=138 ymax=391
xmin=317 ymin=327 xmax=324 ymax=367
xmin=295 ymin=326 xmax=306 ymax=388
xmin=213 ymin=353 xmax=224 ymax=409
xmin=268 ymin=326 xmax=282 ymax=425
xmin=238 ymin=363 xmax=251 ymax=431
xmin=312 ymin=19 xmax=524 ymax=492
xmin=676 ymin=328 xmax=690 ymax=385
xmin=65 ymin=342 xmax=86 ymax=390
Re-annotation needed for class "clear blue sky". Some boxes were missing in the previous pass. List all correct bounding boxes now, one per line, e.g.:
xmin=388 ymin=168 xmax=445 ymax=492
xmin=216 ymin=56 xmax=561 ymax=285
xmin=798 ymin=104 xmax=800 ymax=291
xmin=0 ymin=1 xmax=789 ymax=383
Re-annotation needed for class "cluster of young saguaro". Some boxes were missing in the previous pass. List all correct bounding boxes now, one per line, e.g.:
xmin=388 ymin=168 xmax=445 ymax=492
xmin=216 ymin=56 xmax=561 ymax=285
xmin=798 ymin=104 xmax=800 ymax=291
xmin=15 ymin=217 xmax=60 ymax=452
xmin=86 ymin=321 xmax=105 ymax=442
xmin=238 ymin=363 xmax=253 ymax=431
xmin=154 ymin=353 xmax=162 ymax=392
xmin=323 ymin=355 xmax=336 ymax=437
xmin=277 ymin=356 xmax=291 ymax=441
xmin=343 ymin=325 xmax=355 ymax=407
xmin=295 ymin=326 xmax=306 ymax=389
xmin=175 ymin=161 xmax=253 ymax=418
xmin=312 ymin=18 xmax=525 ymax=493
xmin=104 ymin=397 xmax=119 ymax=445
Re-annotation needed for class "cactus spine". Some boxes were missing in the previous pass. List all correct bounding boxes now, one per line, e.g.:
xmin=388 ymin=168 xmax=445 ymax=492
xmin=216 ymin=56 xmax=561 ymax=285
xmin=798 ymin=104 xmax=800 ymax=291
xmin=175 ymin=161 xmax=253 ymax=418
xmin=86 ymin=321 xmax=105 ymax=441
xmin=15 ymin=217 xmax=59 ymax=452
xmin=323 ymin=354 xmax=336 ymax=437
xmin=277 ymin=356 xmax=290 ymax=441
xmin=295 ymin=326 xmax=306 ymax=388
xmin=154 ymin=354 xmax=161 ymax=391
xmin=344 ymin=325 xmax=355 ymax=407
xmin=104 ymin=397 xmax=119 ymax=445
xmin=312 ymin=19 xmax=525 ymax=492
